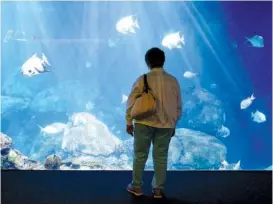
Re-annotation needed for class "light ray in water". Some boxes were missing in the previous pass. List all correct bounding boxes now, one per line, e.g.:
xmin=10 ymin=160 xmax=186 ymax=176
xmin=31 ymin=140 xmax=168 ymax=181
xmin=182 ymin=2 xmax=241 ymax=94
xmin=191 ymin=3 xmax=220 ymax=48
xmin=155 ymin=2 xmax=202 ymax=89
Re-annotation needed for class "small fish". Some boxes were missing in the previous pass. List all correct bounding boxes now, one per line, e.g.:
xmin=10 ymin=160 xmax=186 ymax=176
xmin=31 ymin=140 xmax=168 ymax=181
xmin=210 ymin=83 xmax=217 ymax=89
xmin=108 ymin=38 xmax=120 ymax=47
xmin=219 ymin=160 xmax=241 ymax=170
xmin=240 ymin=94 xmax=255 ymax=110
xmin=251 ymin=110 xmax=266 ymax=123
xmin=4 ymin=30 xmax=14 ymax=43
xmin=85 ymin=101 xmax=94 ymax=111
xmin=38 ymin=123 xmax=68 ymax=135
xmin=188 ymin=120 xmax=194 ymax=125
xmin=233 ymin=160 xmax=241 ymax=170
xmin=183 ymin=71 xmax=197 ymax=78
xmin=116 ymin=15 xmax=140 ymax=34
xmin=217 ymin=125 xmax=230 ymax=138
xmin=221 ymin=160 xmax=228 ymax=167
xmin=162 ymin=32 xmax=185 ymax=49
xmin=245 ymin=35 xmax=264 ymax=48
xmin=21 ymin=53 xmax=51 ymax=77
xmin=122 ymin=94 xmax=128 ymax=104
xmin=4 ymin=30 xmax=27 ymax=43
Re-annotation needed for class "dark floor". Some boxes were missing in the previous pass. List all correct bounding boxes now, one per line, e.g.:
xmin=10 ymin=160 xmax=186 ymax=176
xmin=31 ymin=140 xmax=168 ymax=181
xmin=1 ymin=170 xmax=272 ymax=204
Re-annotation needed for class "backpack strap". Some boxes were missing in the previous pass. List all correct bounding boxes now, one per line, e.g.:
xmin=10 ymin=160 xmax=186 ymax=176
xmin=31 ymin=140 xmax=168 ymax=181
xmin=143 ymin=74 xmax=150 ymax=93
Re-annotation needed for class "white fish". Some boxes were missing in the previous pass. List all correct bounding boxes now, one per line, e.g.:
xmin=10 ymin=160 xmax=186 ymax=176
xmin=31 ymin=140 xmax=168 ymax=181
xmin=108 ymin=38 xmax=120 ymax=47
xmin=85 ymin=101 xmax=94 ymax=111
xmin=122 ymin=94 xmax=128 ymax=104
xmin=240 ymin=94 xmax=255 ymax=109
xmin=116 ymin=15 xmax=140 ymax=34
xmin=4 ymin=30 xmax=14 ymax=43
xmin=38 ymin=123 xmax=68 ymax=135
xmin=233 ymin=160 xmax=241 ymax=170
xmin=21 ymin=53 xmax=51 ymax=77
xmin=219 ymin=160 xmax=241 ymax=170
xmin=162 ymin=32 xmax=185 ymax=49
xmin=221 ymin=160 xmax=228 ymax=168
xmin=4 ymin=30 xmax=27 ymax=43
xmin=245 ymin=35 xmax=264 ymax=48
xmin=217 ymin=125 xmax=230 ymax=138
xmin=183 ymin=71 xmax=196 ymax=78
xmin=251 ymin=110 xmax=266 ymax=123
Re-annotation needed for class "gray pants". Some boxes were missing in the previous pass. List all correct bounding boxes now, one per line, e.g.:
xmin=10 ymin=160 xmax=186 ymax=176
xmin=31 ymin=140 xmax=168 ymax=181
xmin=131 ymin=123 xmax=173 ymax=189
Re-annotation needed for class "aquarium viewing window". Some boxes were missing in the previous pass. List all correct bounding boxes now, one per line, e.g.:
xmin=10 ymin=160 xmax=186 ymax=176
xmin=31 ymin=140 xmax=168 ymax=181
xmin=1 ymin=1 xmax=272 ymax=171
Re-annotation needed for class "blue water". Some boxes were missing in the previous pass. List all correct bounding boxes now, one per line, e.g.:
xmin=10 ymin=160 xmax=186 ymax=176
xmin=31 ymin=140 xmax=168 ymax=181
xmin=1 ymin=1 xmax=272 ymax=170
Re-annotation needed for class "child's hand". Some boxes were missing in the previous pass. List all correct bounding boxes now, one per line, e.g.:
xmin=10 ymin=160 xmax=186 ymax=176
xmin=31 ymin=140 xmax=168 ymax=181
xmin=126 ymin=125 xmax=134 ymax=136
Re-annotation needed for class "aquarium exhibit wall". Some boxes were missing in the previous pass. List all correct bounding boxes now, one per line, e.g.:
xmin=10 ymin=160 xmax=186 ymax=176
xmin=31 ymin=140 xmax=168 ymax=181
xmin=1 ymin=1 xmax=272 ymax=170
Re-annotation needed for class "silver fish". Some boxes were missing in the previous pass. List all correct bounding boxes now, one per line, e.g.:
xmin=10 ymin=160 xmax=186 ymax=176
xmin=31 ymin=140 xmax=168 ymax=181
xmin=245 ymin=35 xmax=264 ymax=48
xmin=251 ymin=110 xmax=266 ymax=123
xmin=240 ymin=94 xmax=255 ymax=110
